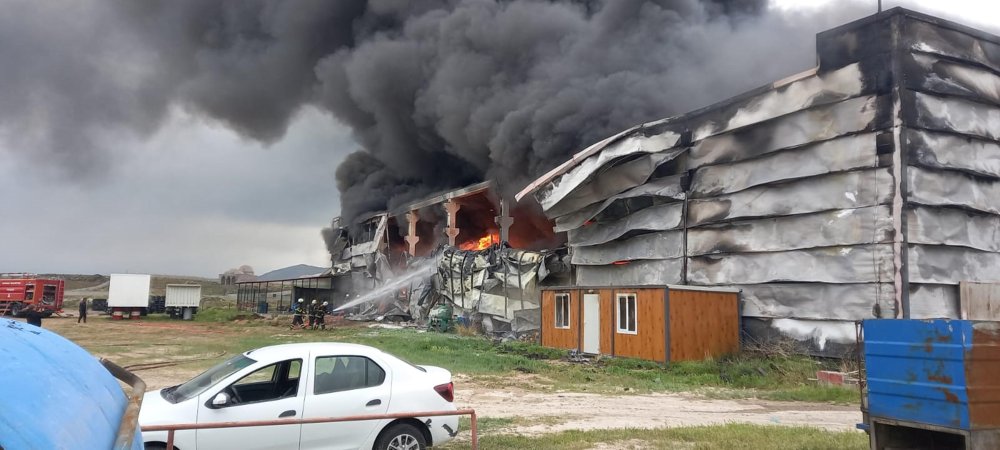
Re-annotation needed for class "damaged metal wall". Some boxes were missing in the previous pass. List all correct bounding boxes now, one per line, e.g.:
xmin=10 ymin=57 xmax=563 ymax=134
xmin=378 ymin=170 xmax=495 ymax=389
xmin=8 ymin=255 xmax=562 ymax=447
xmin=435 ymin=246 xmax=550 ymax=334
xmin=525 ymin=9 xmax=1000 ymax=353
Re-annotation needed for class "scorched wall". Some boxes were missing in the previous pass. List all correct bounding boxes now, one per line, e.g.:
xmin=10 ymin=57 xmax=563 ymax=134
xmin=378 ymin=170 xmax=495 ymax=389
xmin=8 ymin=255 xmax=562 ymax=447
xmin=522 ymin=8 xmax=1000 ymax=353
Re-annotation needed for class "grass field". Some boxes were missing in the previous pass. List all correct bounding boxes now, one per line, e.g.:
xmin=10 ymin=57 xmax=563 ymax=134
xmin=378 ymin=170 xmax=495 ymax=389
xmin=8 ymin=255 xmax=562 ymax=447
xmin=44 ymin=310 xmax=864 ymax=449
xmin=58 ymin=307 xmax=858 ymax=404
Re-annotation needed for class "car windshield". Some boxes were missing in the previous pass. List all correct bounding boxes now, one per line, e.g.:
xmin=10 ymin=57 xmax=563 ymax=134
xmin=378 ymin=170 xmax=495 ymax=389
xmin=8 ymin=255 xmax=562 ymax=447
xmin=166 ymin=354 xmax=256 ymax=403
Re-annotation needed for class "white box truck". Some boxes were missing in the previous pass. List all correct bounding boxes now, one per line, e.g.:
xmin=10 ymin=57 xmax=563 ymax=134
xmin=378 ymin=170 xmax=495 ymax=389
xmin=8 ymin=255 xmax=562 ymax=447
xmin=165 ymin=284 xmax=201 ymax=320
xmin=108 ymin=274 xmax=151 ymax=320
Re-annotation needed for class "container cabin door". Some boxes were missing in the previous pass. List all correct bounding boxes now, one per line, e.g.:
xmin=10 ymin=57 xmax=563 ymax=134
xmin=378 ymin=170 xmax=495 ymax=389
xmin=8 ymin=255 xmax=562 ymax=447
xmin=582 ymin=293 xmax=600 ymax=354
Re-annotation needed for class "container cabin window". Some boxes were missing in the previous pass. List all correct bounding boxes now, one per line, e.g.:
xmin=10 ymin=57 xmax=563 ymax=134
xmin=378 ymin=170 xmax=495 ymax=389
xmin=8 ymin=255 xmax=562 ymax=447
xmin=554 ymin=293 xmax=571 ymax=329
xmin=616 ymin=293 xmax=637 ymax=335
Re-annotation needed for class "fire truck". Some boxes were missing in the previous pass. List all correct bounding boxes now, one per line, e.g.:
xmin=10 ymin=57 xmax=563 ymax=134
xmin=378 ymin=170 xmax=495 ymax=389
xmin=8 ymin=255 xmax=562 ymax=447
xmin=0 ymin=274 xmax=64 ymax=317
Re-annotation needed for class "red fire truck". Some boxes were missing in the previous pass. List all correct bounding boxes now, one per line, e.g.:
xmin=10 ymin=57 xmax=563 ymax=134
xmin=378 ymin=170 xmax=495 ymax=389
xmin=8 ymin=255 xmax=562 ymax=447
xmin=0 ymin=275 xmax=64 ymax=317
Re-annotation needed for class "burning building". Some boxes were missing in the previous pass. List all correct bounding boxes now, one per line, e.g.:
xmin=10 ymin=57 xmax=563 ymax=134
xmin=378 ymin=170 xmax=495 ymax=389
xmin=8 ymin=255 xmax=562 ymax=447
xmin=323 ymin=181 xmax=569 ymax=333
xmin=517 ymin=8 xmax=1000 ymax=353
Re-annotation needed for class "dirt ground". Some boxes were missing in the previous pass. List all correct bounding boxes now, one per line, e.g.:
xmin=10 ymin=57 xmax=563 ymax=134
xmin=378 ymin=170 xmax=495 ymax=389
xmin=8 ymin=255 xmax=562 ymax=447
xmin=40 ymin=317 xmax=862 ymax=437
xmin=455 ymin=376 xmax=860 ymax=434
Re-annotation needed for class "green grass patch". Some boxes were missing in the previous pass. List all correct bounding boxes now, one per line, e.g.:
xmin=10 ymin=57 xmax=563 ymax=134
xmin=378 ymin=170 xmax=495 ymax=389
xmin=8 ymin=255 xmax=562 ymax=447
xmin=61 ymin=320 xmax=858 ymax=404
xmin=202 ymin=327 xmax=858 ymax=402
xmin=194 ymin=307 xmax=256 ymax=323
xmin=441 ymin=423 xmax=867 ymax=449
xmin=760 ymin=385 xmax=859 ymax=404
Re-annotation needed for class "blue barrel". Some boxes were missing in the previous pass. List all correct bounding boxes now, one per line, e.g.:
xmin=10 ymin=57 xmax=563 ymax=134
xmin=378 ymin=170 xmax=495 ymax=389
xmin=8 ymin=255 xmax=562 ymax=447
xmin=258 ymin=300 xmax=269 ymax=314
xmin=0 ymin=318 xmax=144 ymax=450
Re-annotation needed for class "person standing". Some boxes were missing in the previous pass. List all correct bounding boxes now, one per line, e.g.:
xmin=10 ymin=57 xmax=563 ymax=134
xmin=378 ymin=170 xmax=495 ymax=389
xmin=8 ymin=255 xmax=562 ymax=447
xmin=315 ymin=301 xmax=328 ymax=330
xmin=25 ymin=304 xmax=43 ymax=328
xmin=77 ymin=298 xmax=88 ymax=324
xmin=291 ymin=298 xmax=305 ymax=329
xmin=308 ymin=299 xmax=318 ymax=329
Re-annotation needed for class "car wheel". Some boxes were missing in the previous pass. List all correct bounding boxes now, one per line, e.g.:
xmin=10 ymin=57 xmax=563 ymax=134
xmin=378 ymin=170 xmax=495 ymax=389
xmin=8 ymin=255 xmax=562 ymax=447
xmin=144 ymin=444 xmax=167 ymax=450
xmin=375 ymin=423 xmax=427 ymax=450
xmin=10 ymin=302 xmax=22 ymax=317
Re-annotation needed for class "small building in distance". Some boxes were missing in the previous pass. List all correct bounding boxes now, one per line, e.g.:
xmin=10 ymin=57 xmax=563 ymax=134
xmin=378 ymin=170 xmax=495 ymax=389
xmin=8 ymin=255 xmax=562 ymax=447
xmin=219 ymin=265 xmax=257 ymax=286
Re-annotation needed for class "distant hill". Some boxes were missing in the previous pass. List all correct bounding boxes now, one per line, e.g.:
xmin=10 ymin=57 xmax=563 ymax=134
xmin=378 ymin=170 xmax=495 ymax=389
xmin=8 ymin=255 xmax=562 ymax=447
xmin=256 ymin=264 xmax=328 ymax=282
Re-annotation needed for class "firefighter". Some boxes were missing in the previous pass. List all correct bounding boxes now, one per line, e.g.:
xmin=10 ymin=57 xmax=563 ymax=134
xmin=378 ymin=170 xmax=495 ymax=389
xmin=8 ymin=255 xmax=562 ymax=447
xmin=315 ymin=301 xmax=328 ymax=330
xmin=308 ymin=299 xmax=318 ymax=329
xmin=291 ymin=298 xmax=305 ymax=329
xmin=77 ymin=298 xmax=88 ymax=324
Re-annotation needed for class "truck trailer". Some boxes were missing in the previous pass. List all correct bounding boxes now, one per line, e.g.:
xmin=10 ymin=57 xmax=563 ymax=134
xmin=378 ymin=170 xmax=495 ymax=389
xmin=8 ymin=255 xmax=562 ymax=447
xmin=108 ymin=274 xmax=151 ymax=320
xmin=0 ymin=275 xmax=64 ymax=317
xmin=165 ymin=284 xmax=201 ymax=320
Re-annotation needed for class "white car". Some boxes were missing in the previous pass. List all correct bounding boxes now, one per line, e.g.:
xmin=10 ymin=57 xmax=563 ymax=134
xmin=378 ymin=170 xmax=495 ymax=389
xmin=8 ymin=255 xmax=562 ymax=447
xmin=139 ymin=343 xmax=459 ymax=450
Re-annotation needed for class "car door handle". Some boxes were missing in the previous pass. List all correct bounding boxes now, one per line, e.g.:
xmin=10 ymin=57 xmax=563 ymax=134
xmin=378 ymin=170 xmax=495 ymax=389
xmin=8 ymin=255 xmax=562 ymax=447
xmin=366 ymin=399 xmax=381 ymax=407
xmin=279 ymin=410 xmax=296 ymax=418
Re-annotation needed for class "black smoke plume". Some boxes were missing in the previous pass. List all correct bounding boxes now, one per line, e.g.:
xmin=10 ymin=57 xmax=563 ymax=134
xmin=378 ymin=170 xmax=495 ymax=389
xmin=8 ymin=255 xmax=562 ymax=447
xmin=2 ymin=0 xmax=870 ymax=220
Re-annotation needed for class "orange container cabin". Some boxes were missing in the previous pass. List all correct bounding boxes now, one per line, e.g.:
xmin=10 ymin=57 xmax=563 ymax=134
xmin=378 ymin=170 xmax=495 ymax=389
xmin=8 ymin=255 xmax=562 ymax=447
xmin=540 ymin=285 xmax=741 ymax=363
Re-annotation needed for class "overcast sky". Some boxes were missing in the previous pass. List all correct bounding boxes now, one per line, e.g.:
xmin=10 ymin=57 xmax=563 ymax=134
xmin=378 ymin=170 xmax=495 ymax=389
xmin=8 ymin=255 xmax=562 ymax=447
xmin=0 ymin=0 xmax=995 ymax=278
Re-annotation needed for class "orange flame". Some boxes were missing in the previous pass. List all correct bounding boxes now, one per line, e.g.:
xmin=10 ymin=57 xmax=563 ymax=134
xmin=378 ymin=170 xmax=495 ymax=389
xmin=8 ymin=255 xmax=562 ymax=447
xmin=459 ymin=231 xmax=500 ymax=251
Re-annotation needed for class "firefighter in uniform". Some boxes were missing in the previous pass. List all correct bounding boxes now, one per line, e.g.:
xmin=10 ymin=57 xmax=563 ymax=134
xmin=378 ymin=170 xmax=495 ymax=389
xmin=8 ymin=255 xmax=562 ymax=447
xmin=308 ymin=299 xmax=319 ymax=329
xmin=315 ymin=301 xmax=328 ymax=330
xmin=291 ymin=298 xmax=306 ymax=329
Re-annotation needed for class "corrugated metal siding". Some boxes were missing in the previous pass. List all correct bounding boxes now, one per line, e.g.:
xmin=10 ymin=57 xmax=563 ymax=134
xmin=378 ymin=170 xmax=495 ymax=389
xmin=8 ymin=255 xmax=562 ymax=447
xmin=165 ymin=284 xmax=202 ymax=308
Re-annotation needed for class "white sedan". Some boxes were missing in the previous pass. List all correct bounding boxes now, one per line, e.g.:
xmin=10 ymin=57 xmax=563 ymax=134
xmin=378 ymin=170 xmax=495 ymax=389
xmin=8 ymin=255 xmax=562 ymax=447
xmin=139 ymin=343 xmax=459 ymax=450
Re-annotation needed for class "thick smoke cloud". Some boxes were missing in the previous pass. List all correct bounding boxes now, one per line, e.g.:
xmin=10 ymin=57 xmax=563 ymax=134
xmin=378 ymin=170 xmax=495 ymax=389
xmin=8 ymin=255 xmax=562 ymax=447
xmin=1 ymin=0 xmax=868 ymax=220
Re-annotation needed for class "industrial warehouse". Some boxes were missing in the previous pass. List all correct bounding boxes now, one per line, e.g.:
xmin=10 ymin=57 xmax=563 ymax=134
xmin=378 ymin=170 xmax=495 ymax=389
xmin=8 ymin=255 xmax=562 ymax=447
xmin=522 ymin=8 xmax=1000 ymax=352
xmin=277 ymin=8 xmax=1000 ymax=355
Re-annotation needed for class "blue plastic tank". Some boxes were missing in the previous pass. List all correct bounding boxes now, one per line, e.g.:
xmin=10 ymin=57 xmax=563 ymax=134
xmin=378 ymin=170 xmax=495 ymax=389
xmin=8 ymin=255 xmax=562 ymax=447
xmin=0 ymin=318 xmax=144 ymax=450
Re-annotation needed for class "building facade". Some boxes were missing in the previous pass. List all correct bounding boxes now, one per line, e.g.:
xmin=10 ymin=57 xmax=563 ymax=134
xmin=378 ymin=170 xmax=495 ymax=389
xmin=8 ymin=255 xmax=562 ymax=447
xmin=519 ymin=9 xmax=1000 ymax=352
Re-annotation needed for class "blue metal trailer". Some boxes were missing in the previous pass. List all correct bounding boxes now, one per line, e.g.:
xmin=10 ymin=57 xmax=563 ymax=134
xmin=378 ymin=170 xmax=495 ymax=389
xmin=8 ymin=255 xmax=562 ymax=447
xmin=860 ymin=319 xmax=1000 ymax=449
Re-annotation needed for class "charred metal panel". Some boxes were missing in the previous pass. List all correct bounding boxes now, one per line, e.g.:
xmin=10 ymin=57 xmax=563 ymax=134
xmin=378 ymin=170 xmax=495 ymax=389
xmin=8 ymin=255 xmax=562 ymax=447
xmin=690 ymin=133 xmax=879 ymax=198
xmin=907 ymin=205 xmax=1000 ymax=253
xmin=575 ymin=259 xmax=683 ymax=286
xmin=909 ymin=283 xmax=960 ymax=319
xmin=912 ymin=92 xmax=1000 ymax=142
xmin=570 ymin=230 xmax=683 ymax=265
xmin=688 ymin=244 xmax=895 ymax=285
xmin=688 ymin=206 xmax=893 ymax=255
xmin=535 ymin=132 xmax=681 ymax=211
xmin=690 ymin=62 xmax=867 ymax=141
xmin=553 ymin=175 xmax=685 ymax=232
xmin=567 ymin=202 xmax=683 ymax=247
xmin=904 ymin=52 xmax=1000 ymax=105
xmin=904 ymin=18 xmax=1000 ymax=74
xmin=908 ymin=245 xmax=1000 ymax=285
xmin=545 ymin=151 xmax=682 ymax=218
xmin=739 ymin=282 xmax=894 ymax=320
xmin=816 ymin=13 xmax=893 ymax=72
xmin=907 ymin=166 xmax=1000 ymax=216
xmin=688 ymin=168 xmax=893 ymax=226
xmin=687 ymin=95 xmax=888 ymax=168
xmin=907 ymin=129 xmax=1000 ymax=179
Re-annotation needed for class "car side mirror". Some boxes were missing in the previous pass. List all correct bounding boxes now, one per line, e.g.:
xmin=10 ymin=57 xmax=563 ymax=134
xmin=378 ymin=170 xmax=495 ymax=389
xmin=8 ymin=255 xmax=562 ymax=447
xmin=211 ymin=392 xmax=230 ymax=407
